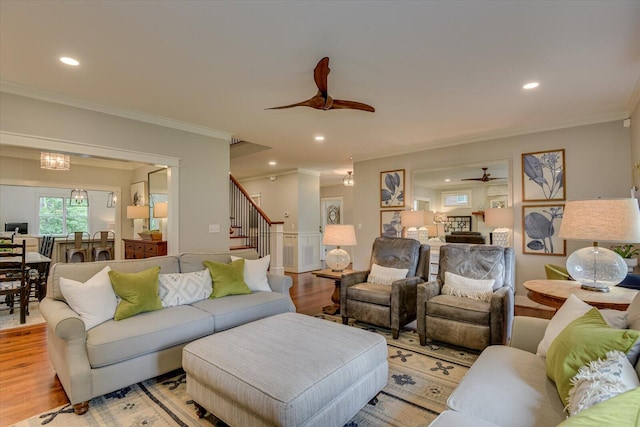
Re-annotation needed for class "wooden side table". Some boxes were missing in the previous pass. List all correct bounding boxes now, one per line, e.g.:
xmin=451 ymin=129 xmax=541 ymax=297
xmin=123 ymin=239 xmax=168 ymax=259
xmin=523 ymin=279 xmax=638 ymax=312
xmin=312 ymin=268 xmax=359 ymax=315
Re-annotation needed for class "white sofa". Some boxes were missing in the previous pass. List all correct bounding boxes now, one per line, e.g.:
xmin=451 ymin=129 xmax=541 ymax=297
xmin=39 ymin=249 xmax=295 ymax=415
xmin=430 ymin=293 xmax=640 ymax=427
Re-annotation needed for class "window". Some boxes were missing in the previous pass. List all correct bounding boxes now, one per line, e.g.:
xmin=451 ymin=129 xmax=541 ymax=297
xmin=441 ymin=190 xmax=472 ymax=208
xmin=39 ymin=197 xmax=89 ymax=236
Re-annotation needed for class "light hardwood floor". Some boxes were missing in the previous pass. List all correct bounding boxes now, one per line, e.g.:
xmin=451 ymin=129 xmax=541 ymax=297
xmin=0 ymin=271 xmax=335 ymax=425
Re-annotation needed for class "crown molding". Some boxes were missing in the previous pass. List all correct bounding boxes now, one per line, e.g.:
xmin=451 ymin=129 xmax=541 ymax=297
xmin=353 ymin=110 xmax=629 ymax=163
xmin=0 ymin=81 xmax=233 ymax=141
xmin=627 ymin=76 xmax=640 ymax=115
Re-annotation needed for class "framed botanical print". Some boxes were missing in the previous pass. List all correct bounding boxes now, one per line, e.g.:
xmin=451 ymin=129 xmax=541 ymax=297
xmin=380 ymin=169 xmax=405 ymax=207
xmin=130 ymin=181 xmax=147 ymax=206
xmin=380 ymin=210 xmax=403 ymax=238
xmin=522 ymin=149 xmax=565 ymax=202
xmin=522 ymin=204 xmax=566 ymax=256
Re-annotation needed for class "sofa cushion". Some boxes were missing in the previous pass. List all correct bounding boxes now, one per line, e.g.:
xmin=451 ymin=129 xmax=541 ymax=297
xmin=190 ymin=292 xmax=294 ymax=332
xmin=546 ymin=308 xmax=640 ymax=405
xmin=427 ymin=294 xmax=490 ymax=325
xmin=204 ymin=259 xmax=252 ymax=298
xmin=346 ymin=282 xmax=392 ymax=306
xmin=447 ymin=345 xmax=566 ymax=427
xmin=110 ymin=266 xmax=163 ymax=320
xmin=557 ymin=388 xmax=640 ymax=427
xmin=430 ymin=410 xmax=502 ymax=427
xmin=86 ymin=305 xmax=214 ymax=368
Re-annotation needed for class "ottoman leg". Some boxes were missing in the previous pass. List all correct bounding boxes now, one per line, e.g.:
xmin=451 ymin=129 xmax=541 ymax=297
xmin=392 ymin=328 xmax=399 ymax=339
xmin=368 ymin=394 xmax=379 ymax=406
xmin=194 ymin=401 xmax=207 ymax=418
xmin=342 ymin=316 xmax=349 ymax=325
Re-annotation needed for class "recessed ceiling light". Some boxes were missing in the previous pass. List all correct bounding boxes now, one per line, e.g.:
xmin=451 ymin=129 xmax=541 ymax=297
xmin=314 ymin=136 xmax=325 ymax=141
xmin=60 ymin=56 xmax=80 ymax=66
xmin=268 ymin=161 xmax=276 ymax=166
xmin=522 ymin=82 xmax=539 ymax=90
xmin=444 ymin=179 xmax=451 ymax=182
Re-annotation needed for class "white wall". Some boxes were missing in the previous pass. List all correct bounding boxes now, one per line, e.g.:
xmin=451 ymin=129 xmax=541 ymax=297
xmin=353 ymin=120 xmax=632 ymax=295
xmin=0 ymin=92 xmax=230 ymax=252
xmin=631 ymin=99 xmax=640 ymax=189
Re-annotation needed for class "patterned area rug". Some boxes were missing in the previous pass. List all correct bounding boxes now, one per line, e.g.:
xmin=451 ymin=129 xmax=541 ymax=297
xmin=13 ymin=315 xmax=478 ymax=427
xmin=0 ymin=301 xmax=44 ymax=331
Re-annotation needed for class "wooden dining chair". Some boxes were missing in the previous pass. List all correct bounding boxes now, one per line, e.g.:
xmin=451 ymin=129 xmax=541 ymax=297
xmin=27 ymin=235 xmax=56 ymax=301
xmin=0 ymin=240 xmax=28 ymax=324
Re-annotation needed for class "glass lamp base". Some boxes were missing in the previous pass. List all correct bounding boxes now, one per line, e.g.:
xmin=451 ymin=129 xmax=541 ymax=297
xmin=326 ymin=248 xmax=350 ymax=272
xmin=566 ymin=246 xmax=627 ymax=293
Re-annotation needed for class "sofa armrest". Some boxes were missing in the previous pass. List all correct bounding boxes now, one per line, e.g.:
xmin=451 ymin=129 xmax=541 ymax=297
xmin=267 ymin=273 xmax=293 ymax=294
xmin=510 ymin=316 xmax=550 ymax=354
xmin=39 ymin=297 xmax=86 ymax=341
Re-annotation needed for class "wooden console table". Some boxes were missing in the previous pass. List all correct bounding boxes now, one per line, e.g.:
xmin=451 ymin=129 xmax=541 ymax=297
xmin=123 ymin=239 xmax=167 ymax=259
xmin=524 ymin=279 xmax=638 ymax=311
xmin=313 ymin=268 xmax=359 ymax=315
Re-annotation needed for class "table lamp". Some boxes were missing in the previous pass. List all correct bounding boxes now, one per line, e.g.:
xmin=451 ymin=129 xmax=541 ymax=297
xmin=418 ymin=211 xmax=435 ymax=242
xmin=127 ymin=205 xmax=150 ymax=239
xmin=484 ymin=207 xmax=514 ymax=247
xmin=323 ymin=224 xmax=357 ymax=272
xmin=153 ymin=202 xmax=168 ymax=239
xmin=558 ymin=199 xmax=640 ymax=292
xmin=400 ymin=211 xmax=424 ymax=239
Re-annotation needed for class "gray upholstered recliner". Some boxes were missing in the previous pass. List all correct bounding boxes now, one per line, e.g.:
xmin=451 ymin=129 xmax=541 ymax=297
xmin=340 ymin=237 xmax=430 ymax=339
xmin=417 ymin=244 xmax=515 ymax=351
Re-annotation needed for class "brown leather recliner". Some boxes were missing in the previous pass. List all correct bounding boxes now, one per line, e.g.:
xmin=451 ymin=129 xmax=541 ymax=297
xmin=340 ymin=237 xmax=430 ymax=339
xmin=417 ymin=244 xmax=515 ymax=351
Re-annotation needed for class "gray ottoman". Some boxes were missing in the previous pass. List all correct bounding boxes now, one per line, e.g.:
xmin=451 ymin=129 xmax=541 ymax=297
xmin=182 ymin=312 xmax=388 ymax=427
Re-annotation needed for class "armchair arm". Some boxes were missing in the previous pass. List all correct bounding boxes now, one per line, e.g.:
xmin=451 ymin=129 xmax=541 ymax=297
xmin=39 ymin=297 xmax=92 ymax=404
xmin=391 ymin=277 xmax=423 ymax=332
xmin=266 ymin=273 xmax=293 ymax=294
xmin=490 ymin=286 xmax=514 ymax=346
xmin=339 ymin=271 xmax=370 ymax=314
xmin=417 ymin=280 xmax=440 ymax=341
xmin=510 ymin=316 xmax=550 ymax=354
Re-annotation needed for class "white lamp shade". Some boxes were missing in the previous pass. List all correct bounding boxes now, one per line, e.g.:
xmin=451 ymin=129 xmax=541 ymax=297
xmin=484 ymin=208 xmax=513 ymax=228
xmin=559 ymin=199 xmax=640 ymax=243
xmin=323 ymin=224 xmax=357 ymax=246
xmin=423 ymin=210 xmax=435 ymax=224
xmin=400 ymin=211 xmax=424 ymax=228
xmin=153 ymin=202 xmax=168 ymax=218
xmin=127 ymin=205 xmax=149 ymax=219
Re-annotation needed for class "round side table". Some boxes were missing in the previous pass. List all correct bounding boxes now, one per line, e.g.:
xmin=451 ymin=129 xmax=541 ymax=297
xmin=523 ymin=279 xmax=638 ymax=311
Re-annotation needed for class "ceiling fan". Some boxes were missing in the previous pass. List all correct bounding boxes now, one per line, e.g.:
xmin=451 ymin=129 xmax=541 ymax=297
xmin=266 ymin=57 xmax=375 ymax=112
xmin=461 ymin=167 xmax=507 ymax=182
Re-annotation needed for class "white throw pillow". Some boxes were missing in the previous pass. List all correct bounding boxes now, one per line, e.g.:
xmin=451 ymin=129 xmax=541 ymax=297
xmin=567 ymin=350 xmax=640 ymax=416
xmin=367 ymin=263 xmax=409 ymax=286
xmin=158 ymin=270 xmax=213 ymax=307
xmin=59 ymin=266 xmax=118 ymax=331
xmin=441 ymin=271 xmax=495 ymax=302
xmin=536 ymin=294 xmax=629 ymax=357
xmin=230 ymin=255 xmax=272 ymax=292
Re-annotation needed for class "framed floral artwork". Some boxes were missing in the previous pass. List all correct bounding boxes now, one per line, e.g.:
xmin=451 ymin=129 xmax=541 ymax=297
xmin=380 ymin=210 xmax=403 ymax=238
xmin=522 ymin=149 xmax=565 ymax=201
xmin=130 ymin=181 xmax=147 ymax=206
xmin=380 ymin=169 xmax=405 ymax=207
xmin=522 ymin=204 xmax=566 ymax=256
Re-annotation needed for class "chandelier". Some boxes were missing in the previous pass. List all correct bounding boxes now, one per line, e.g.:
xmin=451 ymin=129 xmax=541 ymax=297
xmin=40 ymin=152 xmax=70 ymax=170
xmin=69 ymin=189 xmax=89 ymax=206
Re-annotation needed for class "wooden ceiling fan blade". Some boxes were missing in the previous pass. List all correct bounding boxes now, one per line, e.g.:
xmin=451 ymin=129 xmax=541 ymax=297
xmin=314 ymin=57 xmax=330 ymax=93
xmin=266 ymin=93 xmax=325 ymax=110
xmin=331 ymin=99 xmax=375 ymax=112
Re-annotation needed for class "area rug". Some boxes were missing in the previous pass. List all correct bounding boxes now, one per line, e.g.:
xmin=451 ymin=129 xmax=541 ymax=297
xmin=12 ymin=315 xmax=478 ymax=427
xmin=0 ymin=301 xmax=44 ymax=331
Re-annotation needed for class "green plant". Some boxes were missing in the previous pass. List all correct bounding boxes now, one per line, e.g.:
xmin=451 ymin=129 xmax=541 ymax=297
xmin=610 ymin=244 xmax=640 ymax=259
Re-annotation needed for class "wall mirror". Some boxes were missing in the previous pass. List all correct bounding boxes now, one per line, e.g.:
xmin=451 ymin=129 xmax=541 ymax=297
xmin=412 ymin=160 xmax=511 ymax=237
xmin=148 ymin=168 xmax=168 ymax=232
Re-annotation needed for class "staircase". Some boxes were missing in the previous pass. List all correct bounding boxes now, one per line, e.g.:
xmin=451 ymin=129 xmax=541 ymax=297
xmin=229 ymin=175 xmax=283 ymax=260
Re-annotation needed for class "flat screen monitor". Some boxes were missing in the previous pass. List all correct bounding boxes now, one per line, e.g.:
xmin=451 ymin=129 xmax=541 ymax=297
xmin=4 ymin=222 xmax=28 ymax=234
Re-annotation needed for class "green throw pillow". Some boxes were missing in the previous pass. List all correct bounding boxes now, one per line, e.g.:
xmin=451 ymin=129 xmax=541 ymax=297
xmin=109 ymin=266 xmax=162 ymax=320
xmin=546 ymin=308 xmax=640 ymax=404
xmin=203 ymin=259 xmax=251 ymax=298
xmin=557 ymin=388 xmax=640 ymax=427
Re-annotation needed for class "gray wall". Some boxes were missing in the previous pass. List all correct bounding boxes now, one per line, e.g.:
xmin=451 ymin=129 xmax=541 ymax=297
xmin=0 ymin=92 xmax=230 ymax=252
xmin=353 ymin=120 xmax=632 ymax=295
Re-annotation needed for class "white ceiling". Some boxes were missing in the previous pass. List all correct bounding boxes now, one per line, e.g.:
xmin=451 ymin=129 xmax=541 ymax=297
xmin=1 ymin=1 xmax=639 ymax=185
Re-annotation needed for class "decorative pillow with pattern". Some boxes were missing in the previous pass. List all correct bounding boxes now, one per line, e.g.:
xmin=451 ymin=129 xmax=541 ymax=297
xmin=567 ymin=350 xmax=640 ymax=416
xmin=158 ymin=269 xmax=212 ymax=307
xmin=442 ymin=271 xmax=495 ymax=302
xmin=367 ymin=263 xmax=409 ymax=286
